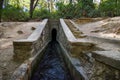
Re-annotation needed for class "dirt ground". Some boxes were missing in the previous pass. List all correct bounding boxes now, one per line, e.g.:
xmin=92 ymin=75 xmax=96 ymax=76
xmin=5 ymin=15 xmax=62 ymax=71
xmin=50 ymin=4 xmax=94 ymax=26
xmin=0 ymin=22 xmax=41 ymax=80
xmin=74 ymin=17 xmax=120 ymax=40
xmin=73 ymin=17 xmax=120 ymax=51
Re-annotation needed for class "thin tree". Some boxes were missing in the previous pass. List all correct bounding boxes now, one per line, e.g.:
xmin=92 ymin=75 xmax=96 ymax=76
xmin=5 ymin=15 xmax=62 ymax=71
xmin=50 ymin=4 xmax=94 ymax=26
xmin=30 ymin=0 xmax=39 ymax=18
xmin=116 ymin=0 xmax=118 ymax=16
xmin=4 ymin=0 xmax=9 ymax=7
xmin=0 ymin=0 xmax=4 ymax=22
xmin=69 ymin=0 xmax=72 ymax=4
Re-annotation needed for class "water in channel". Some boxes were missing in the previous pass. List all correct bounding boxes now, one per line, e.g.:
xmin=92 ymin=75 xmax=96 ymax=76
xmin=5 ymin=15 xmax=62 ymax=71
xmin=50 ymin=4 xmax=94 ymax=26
xmin=31 ymin=41 xmax=72 ymax=80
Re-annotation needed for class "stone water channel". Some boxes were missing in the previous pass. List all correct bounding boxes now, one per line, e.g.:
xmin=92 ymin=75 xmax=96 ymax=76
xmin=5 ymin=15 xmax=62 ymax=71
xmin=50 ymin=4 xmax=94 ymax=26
xmin=31 ymin=28 xmax=73 ymax=80
xmin=12 ymin=19 xmax=120 ymax=80
xmin=31 ymin=41 xmax=72 ymax=80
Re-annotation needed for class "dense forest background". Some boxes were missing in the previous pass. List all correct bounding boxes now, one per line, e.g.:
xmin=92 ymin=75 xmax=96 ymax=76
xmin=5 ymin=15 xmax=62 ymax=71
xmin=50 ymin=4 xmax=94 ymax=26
xmin=0 ymin=0 xmax=120 ymax=21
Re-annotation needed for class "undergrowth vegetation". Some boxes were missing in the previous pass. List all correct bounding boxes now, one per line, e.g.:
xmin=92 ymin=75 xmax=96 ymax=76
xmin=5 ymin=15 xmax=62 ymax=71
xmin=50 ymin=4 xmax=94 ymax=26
xmin=0 ymin=0 xmax=120 ymax=21
xmin=2 ymin=5 xmax=29 ymax=21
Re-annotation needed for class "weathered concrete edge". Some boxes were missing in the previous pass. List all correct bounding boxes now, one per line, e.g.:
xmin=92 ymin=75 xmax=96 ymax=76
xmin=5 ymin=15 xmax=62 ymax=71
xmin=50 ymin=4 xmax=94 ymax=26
xmin=60 ymin=19 xmax=95 ymax=55
xmin=60 ymin=19 xmax=89 ymax=80
xmin=13 ymin=19 xmax=49 ymax=61
xmin=60 ymin=19 xmax=95 ymax=45
xmin=28 ymin=19 xmax=48 ymax=40
xmin=11 ymin=42 xmax=48 ymax=80
xmin=59 ymin=42 xmax=89 ymax=80
xmin=14 ymin=19 xmax=48 ymax=42
xmin=13 ymin=19 xmax=48 ymax=45
xmin=60 ymin=19 xmax=76 ymax=42
xmin=88 ymin=36 xmax=120 ymax=45
xmin=92 ymin=51 xmax=120 ymax=70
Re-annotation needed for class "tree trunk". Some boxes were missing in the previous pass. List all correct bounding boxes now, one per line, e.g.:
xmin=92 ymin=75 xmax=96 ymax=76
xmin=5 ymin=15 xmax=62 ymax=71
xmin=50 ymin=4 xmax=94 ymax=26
xmin=69 ymin=0 xmax=72 ymax=4
xmin=30 ymin=0 xmax=34 ymax=18
xmin=30 ymin=0 xmax=39 ymax=19
xmin=0 ymin=0 xmax=4 ymax=22
xmin=116 ymin=0 xmax=118 ymax=16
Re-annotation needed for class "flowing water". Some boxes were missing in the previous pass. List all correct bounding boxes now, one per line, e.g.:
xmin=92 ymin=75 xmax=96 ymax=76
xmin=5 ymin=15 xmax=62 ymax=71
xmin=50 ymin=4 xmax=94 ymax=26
xmin=31 ymin=41 xmax=72 ymax=80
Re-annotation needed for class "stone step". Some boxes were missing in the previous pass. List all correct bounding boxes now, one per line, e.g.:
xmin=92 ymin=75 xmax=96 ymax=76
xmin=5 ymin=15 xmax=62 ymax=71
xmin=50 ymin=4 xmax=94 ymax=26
xmin=85 ymin=36 xmax=120 ymax=51
xmin=92 ymin=50 xmax=120 ymax=70
xmin=88 ymin=36 xmax=120 ymax=45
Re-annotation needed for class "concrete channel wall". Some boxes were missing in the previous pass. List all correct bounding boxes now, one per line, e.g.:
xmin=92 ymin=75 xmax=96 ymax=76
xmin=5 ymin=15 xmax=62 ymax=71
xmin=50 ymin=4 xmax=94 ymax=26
xmin=11 ymin=19 xmax=120 ymax=80
xmin=13 ymin=19 xmax=50 ymax=62
xmin=12 ymin=19 xmax=51 ymax=80
xmin=58 ymin=19 xmax=94 ymax=80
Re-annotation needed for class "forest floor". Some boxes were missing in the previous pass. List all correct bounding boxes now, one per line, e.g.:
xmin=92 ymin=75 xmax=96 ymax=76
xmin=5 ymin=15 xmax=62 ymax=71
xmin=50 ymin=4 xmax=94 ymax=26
xmin=0 ymin=22 xmax=41 ymax=80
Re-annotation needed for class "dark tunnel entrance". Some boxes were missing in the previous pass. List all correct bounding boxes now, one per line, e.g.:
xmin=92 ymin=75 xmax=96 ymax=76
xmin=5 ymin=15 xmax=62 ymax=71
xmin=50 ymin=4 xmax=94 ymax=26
xmin=51 ymin=28 xmax=57 ymax=41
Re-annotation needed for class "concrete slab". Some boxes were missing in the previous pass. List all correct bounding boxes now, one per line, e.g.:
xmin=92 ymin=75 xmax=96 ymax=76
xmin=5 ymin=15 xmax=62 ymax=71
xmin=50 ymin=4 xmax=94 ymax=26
xmin=92 ymin=50 xmax=120 ymax=70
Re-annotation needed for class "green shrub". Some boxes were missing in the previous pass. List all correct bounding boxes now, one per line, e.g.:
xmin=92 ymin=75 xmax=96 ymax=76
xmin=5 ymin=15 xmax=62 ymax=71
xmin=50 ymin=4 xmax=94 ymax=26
xmin=98 ymin=0 xmax=118 ymax=17
xmin=56 ymin=1 xmax=96 ymax=18
xmin=33 ymin=8 xmax=51 ymax=19
xmin=56 ymin=2 xmax=77 ymax=18
xmin=2 ymin=5 xmax=29 ymax=21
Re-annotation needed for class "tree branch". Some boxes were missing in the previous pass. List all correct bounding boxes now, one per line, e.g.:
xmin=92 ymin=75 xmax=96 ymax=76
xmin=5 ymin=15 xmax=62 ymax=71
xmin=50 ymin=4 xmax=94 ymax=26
xmin=33 ymin=0 xmax=39 ymax=10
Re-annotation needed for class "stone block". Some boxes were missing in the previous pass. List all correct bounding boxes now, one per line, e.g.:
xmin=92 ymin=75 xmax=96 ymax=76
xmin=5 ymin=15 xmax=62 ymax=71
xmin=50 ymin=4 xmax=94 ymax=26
xmin=92 ymin=50 xmax=120 ymax=70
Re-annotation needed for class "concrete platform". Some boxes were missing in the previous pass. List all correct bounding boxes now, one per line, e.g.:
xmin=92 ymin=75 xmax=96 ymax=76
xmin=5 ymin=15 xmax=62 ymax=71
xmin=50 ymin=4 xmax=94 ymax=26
xmin=92 ymin=50 xmax=120 ymax=70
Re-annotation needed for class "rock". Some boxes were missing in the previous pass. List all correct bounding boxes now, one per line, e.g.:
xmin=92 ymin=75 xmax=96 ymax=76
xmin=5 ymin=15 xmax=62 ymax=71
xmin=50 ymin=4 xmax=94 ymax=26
xmin=31 ymin=27 xmax=36 ymax=30
xmin=17 ymin=30 xmax=23 ymax=34
xmin=6 ymin=36 xmax=12 ymax=38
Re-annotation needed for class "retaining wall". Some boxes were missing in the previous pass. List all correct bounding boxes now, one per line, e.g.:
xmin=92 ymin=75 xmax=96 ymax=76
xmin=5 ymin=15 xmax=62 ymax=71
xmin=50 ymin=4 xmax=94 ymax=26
xmin=12 ymin=19 xmax=50 ymax=80
xmin=58 ymin=19 xmax=98 ymax=80
xmin=13 ymin=19 xmax=50 ymax=62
